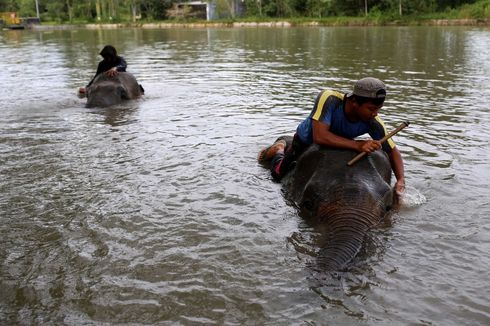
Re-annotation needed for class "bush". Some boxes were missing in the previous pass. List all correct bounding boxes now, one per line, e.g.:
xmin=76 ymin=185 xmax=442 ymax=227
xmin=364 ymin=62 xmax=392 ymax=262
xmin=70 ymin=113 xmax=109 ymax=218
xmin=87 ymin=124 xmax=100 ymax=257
xmin=461 ymin=0 xmax=490 ymax=18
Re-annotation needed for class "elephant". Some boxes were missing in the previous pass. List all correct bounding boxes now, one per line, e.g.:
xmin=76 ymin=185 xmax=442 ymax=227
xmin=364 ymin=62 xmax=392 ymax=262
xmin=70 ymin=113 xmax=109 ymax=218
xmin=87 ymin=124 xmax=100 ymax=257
xmin=280 ymin=136 xmax=394 ymax=271
xmin=86 ymin=72 xmax=144 ymax=108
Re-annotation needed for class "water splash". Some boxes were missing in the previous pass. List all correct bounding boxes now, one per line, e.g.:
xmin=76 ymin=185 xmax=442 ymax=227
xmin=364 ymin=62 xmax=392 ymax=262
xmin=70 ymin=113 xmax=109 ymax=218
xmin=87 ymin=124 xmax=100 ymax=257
xmin=400 ymin=185 xmax=427 ymax=207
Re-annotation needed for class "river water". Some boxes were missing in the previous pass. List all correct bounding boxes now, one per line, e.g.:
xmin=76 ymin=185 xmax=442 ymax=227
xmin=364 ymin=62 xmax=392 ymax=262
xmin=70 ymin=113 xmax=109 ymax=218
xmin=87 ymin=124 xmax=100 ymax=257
xmin=0 ymin=26 xmax=489 ymax=325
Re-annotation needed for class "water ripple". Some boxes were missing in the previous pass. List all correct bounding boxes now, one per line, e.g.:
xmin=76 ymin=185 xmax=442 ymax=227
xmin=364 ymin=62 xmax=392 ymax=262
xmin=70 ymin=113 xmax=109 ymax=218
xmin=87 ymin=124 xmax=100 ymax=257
xmin=1 ymin=27 xmax=489 ymax=325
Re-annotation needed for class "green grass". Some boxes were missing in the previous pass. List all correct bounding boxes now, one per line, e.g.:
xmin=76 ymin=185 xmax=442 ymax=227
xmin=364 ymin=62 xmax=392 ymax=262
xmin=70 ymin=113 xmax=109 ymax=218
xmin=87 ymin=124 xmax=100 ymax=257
xmin=37 ymin=0 xmax=490 ymax=27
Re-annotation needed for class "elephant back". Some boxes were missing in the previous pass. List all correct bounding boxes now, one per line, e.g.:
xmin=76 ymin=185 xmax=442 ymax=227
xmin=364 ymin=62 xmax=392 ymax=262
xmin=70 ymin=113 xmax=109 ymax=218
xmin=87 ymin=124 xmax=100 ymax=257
xmin=283 ymin=145 xmax=393 ymax=216
xmin=91 ymin=72 xmax=141 ymax=97
xmin=86 ymin=72 xmax=143 ymax=107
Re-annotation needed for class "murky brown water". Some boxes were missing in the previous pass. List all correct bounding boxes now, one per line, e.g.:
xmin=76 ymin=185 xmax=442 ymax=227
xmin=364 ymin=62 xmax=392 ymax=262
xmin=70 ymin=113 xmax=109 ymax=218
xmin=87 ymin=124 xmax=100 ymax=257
xmin=1 ymin=26 xmax=489 ymax=325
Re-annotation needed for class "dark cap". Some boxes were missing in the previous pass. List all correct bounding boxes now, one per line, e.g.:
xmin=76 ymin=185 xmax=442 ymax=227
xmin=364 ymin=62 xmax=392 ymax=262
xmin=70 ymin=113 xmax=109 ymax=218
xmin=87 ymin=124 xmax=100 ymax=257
xmin=347 ymin=77 xmax=386 ymax=99
xmin=99 ymin=45 xmax=117 ymax=59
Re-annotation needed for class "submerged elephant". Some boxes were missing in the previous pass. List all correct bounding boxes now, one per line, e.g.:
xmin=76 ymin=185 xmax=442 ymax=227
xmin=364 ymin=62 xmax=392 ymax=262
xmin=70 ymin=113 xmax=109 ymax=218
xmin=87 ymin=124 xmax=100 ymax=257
xmin=280 ymin=136 xmax=394 ymax=270
xmin=86 ymin=72 xmax=143 ymax=108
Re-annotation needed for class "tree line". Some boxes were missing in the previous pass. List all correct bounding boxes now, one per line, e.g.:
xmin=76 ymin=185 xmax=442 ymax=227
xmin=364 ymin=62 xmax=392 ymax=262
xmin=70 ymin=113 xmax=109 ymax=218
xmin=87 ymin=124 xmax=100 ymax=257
xmin=0 ymin=0 xmax=487 ymax=22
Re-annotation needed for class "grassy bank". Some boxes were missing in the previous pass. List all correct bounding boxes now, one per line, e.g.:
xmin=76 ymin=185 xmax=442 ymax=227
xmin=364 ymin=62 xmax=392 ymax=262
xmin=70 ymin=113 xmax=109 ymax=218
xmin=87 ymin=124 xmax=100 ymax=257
xmin=35 ymin=0 xmax=490 ymax=28
xmin=34 ymin=18 xmax=490 ymax=30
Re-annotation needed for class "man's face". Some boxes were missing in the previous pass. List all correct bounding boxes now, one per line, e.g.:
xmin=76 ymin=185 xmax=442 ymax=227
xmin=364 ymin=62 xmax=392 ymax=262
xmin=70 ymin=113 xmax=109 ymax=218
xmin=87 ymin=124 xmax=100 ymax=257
xmin=356 ymin=101 xmax=383 ymax=121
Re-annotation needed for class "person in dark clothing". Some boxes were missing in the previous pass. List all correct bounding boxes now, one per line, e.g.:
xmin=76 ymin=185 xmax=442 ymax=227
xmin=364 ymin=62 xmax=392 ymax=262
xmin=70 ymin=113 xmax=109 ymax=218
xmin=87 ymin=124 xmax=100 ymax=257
xmin=79 ymin=45 xmax=127 ymax=94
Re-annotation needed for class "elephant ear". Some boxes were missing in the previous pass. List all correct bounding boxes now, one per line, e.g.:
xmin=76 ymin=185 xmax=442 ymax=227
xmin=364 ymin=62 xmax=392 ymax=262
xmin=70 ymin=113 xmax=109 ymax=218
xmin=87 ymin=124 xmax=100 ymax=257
xmin=285 ymin=145 xmax=323 ymax=206
xmin=368 ymin=151 xmax=394 ymax=210
xmin=117 ymin=86 xmax=129 ymax=100
xmin=369 ymin=150 xmax=392 ymax=184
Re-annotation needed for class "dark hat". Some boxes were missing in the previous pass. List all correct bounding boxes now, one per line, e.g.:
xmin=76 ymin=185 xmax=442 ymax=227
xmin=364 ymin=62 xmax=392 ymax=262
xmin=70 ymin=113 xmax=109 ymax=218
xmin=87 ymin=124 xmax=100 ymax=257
xmin=347 ymin=77 xmax=386 ymax=99
xmin=99 ymin=45 xmax=117 ymax=58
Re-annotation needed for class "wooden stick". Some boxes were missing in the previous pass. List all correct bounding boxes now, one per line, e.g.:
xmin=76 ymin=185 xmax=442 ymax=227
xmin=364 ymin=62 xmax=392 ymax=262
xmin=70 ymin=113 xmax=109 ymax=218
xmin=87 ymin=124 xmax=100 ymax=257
xmin=347 ymin=121 xmax=410 ymax=166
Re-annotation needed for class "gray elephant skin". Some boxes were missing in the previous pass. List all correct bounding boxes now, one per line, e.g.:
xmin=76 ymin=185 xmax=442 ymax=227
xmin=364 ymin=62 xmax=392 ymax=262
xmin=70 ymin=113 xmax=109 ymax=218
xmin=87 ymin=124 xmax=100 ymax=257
xmin=86 ymin=72 xmax=143 ymax=108
xmin=281 ymin=136 xmax=394 ymax=271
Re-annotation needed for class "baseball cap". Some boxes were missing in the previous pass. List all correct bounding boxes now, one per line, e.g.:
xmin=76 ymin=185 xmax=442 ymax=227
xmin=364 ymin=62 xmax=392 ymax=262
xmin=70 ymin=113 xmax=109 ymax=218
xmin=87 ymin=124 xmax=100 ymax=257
xmin=347 ymin=77 xmax=386 ymax=99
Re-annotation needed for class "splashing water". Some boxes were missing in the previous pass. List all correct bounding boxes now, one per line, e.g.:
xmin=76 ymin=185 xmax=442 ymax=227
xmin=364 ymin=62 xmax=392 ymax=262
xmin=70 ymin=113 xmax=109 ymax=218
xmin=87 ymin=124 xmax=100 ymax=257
xmin=400 ymin=185 xmax=427 ymax=208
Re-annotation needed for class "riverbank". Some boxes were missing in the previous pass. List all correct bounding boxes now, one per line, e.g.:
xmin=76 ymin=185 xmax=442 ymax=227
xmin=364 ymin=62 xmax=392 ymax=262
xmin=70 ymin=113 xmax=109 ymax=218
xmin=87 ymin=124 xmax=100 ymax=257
xmin=28 ymin=18 xmax=490 ymax=30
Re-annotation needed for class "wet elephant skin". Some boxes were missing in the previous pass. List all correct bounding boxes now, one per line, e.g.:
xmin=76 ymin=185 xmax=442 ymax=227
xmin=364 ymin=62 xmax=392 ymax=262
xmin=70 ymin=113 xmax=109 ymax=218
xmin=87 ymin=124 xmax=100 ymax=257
xmin=282 ymin=140 xmax=394 ymax=271
xmin=86 ymin=72 xmax=143 ymax=108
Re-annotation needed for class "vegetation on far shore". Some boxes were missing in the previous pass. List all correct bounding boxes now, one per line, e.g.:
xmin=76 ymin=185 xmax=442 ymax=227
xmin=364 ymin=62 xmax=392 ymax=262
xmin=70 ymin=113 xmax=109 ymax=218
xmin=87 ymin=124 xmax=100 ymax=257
xmin=2 ymin=0 xmax=489 ymax=27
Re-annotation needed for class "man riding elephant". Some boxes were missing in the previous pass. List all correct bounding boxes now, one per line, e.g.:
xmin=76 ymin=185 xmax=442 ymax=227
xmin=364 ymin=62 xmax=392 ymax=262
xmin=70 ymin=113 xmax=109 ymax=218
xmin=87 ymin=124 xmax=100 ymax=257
xmin=79 ymin=45 xmax=127 ymax=95
xmin=258 ymin=77 xmax=406 ymax=196
xmin=78 ymin=45 xmax=144 ymax=107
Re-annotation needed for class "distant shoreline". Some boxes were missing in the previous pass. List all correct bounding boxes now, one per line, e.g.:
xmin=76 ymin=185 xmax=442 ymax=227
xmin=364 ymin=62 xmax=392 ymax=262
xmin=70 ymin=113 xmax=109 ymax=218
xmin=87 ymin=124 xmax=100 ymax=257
xmin=29 ymin=19 xmax=490 ymax=30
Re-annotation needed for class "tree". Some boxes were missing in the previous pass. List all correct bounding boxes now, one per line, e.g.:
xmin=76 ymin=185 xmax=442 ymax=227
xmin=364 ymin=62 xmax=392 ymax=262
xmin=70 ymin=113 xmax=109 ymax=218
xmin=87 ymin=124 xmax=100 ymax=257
xmin=0 ymin=0 xmax=19 ymax=12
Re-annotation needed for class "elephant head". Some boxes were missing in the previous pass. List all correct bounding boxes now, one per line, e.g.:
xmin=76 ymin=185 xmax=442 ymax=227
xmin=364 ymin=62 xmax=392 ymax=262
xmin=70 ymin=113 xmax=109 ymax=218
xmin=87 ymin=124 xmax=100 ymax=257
xmin=86 ymin=72 xmax=143 ymax=108
xmin=283 ymin=143 xmax=394 ymax=270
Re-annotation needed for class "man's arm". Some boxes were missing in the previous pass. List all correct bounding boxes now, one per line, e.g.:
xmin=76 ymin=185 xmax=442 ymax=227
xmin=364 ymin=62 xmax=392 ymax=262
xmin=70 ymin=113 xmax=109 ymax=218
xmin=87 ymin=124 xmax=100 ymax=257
xmin=85 ymin=61 xmax=105 ymax=88
xmin=312 ymin=120 xmax=381 ymax=153
xmin=106 ymin=57 xmax=127 ymax=77
xmin=312 ymin=118 xmax=405 ymax=194
xmin=388 ymin=146 xmax=405 ymax=194
xmin=115 ymin=57 xmax=127 ymax=72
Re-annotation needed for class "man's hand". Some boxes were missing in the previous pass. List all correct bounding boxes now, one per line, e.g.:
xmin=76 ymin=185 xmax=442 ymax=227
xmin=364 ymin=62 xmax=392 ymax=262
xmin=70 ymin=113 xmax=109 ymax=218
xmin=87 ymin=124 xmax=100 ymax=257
xmin=359 ymin=140 xmax=381 ymax=153
xmin=105 ymin=67 xmax=118 ymax=77
xmin=77 ymin=87 xmax=87 ymax=98
xmin=395 ymin=179 xmax=405 ymax=195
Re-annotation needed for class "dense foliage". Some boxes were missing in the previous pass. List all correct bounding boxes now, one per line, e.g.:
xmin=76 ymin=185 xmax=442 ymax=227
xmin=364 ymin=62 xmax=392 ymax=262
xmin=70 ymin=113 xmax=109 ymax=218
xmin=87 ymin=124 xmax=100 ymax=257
xmin=0 ymin=0 xmax=488 ymax=22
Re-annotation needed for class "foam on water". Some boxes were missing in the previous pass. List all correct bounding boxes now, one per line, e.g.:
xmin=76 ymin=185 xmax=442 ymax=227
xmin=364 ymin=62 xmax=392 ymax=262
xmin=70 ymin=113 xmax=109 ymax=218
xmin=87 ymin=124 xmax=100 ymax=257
xmin=399 ymin=185 xmax=427 ymax=208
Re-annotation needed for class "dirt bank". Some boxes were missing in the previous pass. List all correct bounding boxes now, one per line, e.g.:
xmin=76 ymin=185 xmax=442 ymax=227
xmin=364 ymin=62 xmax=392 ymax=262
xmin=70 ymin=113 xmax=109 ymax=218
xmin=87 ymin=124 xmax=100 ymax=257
xmin=30 ymin=18 xmax=490 ymax=30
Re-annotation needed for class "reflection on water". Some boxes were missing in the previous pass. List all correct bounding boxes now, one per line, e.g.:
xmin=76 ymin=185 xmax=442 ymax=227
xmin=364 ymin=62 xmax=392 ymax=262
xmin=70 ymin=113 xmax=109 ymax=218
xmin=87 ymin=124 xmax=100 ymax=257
xmin=1 ymin=26 xmax=489 ymax=325
xmin=87 ymin=104 xmax=140 ymax=127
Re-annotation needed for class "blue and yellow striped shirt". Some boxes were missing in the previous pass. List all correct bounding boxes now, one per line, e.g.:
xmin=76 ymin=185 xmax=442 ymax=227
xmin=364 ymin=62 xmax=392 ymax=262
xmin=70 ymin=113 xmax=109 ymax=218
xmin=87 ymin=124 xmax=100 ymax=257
xmin=296 ymin=90 xmax=395 ymax=153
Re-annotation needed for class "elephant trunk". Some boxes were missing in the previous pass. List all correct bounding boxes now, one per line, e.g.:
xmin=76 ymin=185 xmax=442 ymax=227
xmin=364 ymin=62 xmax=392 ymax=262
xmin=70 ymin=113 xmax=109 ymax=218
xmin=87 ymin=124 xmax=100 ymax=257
xmin=314 ymin=203 xmax=384 ymax=270
xmin=283 ymin=146 xmax=394 ymax=271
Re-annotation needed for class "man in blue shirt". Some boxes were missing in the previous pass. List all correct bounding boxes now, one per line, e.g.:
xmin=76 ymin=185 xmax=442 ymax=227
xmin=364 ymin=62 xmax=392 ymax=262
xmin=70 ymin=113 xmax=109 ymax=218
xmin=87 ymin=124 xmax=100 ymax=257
xmin=258 ymin=77 xmax=405 ymax=195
